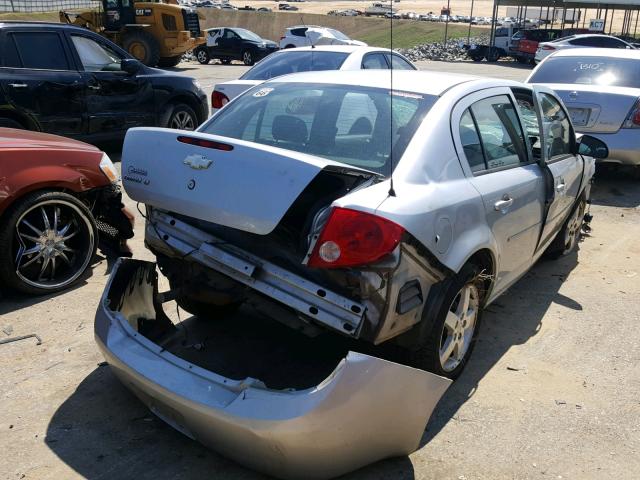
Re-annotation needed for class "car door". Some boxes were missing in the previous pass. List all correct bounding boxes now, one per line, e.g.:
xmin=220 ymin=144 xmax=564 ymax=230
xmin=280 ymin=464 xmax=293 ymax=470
xmin=67 ymin=32 xmax=155 ymax=138
xmin=452 ymin=89 xmax=546 ymax=292
xmin=532 ymin=87 xmax=583 ymax=251
xmin=0 ymin=29 xmax=85 ymax=136
xmin=452 ymin=88 xmax=545 ymax=293
xmin=217 ymin=29 xmax=240 ymax=58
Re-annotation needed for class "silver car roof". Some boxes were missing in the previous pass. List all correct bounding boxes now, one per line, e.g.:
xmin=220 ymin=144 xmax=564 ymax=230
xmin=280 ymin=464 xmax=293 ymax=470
xmin=263 ymin=70 xmax=524 ymax=96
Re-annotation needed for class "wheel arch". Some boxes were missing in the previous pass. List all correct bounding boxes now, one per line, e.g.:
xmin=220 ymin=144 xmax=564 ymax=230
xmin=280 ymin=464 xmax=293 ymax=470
xmin=0 ymin=108 xmax=39 ymax=131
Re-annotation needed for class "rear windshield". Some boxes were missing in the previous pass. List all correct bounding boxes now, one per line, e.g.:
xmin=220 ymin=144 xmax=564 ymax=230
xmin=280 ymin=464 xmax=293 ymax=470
xmin=530 ymin=56 xmax=640 ymax=88
xmin=199 ymin=83 xmax=435 ymax=175
xmin=240 ymin=51 xmax=349 ymax=81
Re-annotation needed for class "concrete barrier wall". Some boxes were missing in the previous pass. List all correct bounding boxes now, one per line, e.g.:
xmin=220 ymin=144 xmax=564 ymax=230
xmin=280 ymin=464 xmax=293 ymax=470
xmin=198 ymin=9 xmax=398 ymax=43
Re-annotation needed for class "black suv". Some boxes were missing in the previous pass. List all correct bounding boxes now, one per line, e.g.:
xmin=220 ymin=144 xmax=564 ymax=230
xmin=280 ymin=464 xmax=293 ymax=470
xmin=0 ymin=22 xmax=208 ymax=142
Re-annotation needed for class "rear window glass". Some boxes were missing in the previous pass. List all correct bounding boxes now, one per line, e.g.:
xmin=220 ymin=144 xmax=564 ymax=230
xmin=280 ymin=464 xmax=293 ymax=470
xmin=8 ymin=32 xmax=70 ymax=70
xmin=199 ymin=83 xmax=435 ymax=175
xmin=240 ymin=51 xmax=349 ymax=81
xmin=529 ymin=56 xmax=640 ymax=88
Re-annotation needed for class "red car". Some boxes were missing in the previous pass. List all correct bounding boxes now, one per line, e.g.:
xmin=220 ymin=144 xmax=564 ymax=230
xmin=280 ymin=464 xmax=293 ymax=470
xmin=0 ymin=128 xmax=133 ymax=294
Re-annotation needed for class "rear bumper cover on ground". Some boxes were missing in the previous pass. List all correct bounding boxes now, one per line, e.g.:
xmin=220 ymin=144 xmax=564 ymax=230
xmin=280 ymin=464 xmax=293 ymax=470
xmin=95 ymin=258 xmax=451 ymax=479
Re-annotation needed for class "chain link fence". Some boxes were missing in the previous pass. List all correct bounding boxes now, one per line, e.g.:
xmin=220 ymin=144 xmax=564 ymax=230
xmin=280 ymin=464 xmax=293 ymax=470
xmin=0 ymin=0 xmax=99 ymax=13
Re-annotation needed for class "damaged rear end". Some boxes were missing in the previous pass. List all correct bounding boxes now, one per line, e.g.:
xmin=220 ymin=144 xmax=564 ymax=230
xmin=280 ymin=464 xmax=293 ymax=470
xmin=97 ymin=258 xmax=451 ymax=479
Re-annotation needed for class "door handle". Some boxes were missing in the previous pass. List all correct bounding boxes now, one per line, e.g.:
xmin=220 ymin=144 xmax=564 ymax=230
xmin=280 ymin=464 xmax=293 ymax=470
xmin=556 ymin=182 xmax=566 ymax=193
xmin=88 ymin=84 xmax=101 ymax=90
xmin=8 ymin=83 xmax=27 ymax=88
xmin=494 ymin=195 xmax=514 ymax=212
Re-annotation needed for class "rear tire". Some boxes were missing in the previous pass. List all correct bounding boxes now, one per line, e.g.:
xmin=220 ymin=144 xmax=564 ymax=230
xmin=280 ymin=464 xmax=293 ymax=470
xmin=158 ymin=55 xmax=182 ymax=68
xmin=0 ymin=191 xmax=97 ymax=295
xmin=122 ymin=30 xmax=161 ymax=67
xmin=195 ymin=47 xmax=210 ymax=64
xmin=406 ymin=264 xmax=483 ymax=379
xmin=166 ymin=103 xmax=198 ymax=130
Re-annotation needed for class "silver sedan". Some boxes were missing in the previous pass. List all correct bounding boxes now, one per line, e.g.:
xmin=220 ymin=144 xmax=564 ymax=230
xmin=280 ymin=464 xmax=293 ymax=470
xmin=101 ymin=71 xmax=607 ymax=479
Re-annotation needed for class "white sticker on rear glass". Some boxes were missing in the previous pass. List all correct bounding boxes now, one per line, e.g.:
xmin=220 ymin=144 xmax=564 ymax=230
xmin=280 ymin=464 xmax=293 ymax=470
xmin=253 ymin=88 xmax=274 ymax=97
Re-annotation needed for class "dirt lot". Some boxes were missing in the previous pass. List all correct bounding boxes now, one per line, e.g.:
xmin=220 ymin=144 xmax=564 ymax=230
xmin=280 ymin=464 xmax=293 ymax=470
xmin=1 ymin=60 xmax=639 ymax=480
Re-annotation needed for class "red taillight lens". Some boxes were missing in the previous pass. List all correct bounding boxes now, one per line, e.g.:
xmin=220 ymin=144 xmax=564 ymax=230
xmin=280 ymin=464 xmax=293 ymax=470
xmin=177 ymin=136 xmax=233 ymax=151
xmin=623 ymin=98 xmax=640 ymax=129
xmin=542 ymin=45 xmax=556 ymax=50
xmin=307 ymin=208 xmax=405 ymax=268
xmin=211 ymin=90 xmax=229 ymax=109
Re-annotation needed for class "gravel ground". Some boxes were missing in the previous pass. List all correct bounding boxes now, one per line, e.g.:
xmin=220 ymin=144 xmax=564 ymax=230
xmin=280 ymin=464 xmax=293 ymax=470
xmin=1 ymin=60 xmax=639 ymax=480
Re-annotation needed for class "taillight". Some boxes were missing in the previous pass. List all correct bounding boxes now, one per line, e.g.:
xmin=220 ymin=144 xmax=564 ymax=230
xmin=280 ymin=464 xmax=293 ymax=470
xmin=307 ymin=207 xmax=404 ymax=268
xmin=623 ymin=98 xmax=640 ymax=129
xmin=211 ymin=90 xmax=229 ymax=109
xmin=542 ymin=45 xmax=556 ymax=50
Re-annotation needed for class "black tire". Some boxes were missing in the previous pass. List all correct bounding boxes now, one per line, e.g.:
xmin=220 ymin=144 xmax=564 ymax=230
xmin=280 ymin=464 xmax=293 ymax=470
xmin=122 ymin=30 xmax=161 ymax=67
xmin=242 ymin=50 xmax=254 ymax=66
xmin=486 ymin=48 xmax=501 ymax=62
xmin=516 ymin=56 xmax=529 ymax=64
xmin=407 ymin=264 xmax=484 ymax=379
xmin=158 ymin=55 xmax=182 ymax=68
xmin=0 ymin=191 xmax=97 ymax=295
xmin=546 ymin=197 xmax=586 ymax=259
xmin=166 ymin=102 xmax=198 ymax=130
xmin=0 ymin=118 xmax=24 ymax=129
xmin=195 ymin=47 xmax=210 ymax=64
xmin=471 ymin=56 xmax=483 ymax=62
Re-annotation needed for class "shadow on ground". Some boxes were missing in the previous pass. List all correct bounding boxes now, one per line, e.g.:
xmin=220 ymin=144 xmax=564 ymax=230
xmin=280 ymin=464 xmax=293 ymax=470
xmin=590 ymin=165 xmax=640 ymax=208
xmin=45 ymin=249 xmax=580 ymax=479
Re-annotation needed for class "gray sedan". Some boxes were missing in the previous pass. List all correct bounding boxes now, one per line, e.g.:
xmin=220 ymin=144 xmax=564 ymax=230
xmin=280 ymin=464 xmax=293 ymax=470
xmin=100 ymin=71 xmax=607 ymax=479
xmin=527 ymin=48 xmax=640 ymax=167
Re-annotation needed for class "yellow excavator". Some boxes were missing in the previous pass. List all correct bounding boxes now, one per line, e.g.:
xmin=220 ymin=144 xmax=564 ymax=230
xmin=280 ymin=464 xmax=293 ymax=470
xmin=60 ymin=0 xmax=206 ymax=68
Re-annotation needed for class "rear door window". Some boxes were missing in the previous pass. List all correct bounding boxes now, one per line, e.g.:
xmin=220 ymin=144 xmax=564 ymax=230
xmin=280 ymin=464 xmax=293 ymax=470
xmin=362 ymin=53 xmax=388 ymax=69
xmin=8 ymin=32 xmax=71 ymax=70
xmin=465 ymin=95 xmax=528 ymax=171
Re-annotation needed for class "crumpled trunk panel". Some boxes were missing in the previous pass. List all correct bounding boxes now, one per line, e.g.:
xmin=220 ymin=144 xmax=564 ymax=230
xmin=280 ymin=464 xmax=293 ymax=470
xmin=96 ymin=259 xmax=452 ymax=479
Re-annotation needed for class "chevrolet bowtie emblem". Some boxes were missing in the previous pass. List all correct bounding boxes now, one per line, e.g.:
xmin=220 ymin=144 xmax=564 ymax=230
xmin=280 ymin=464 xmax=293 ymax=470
xmin=183 ymin=154 xmax=212 ymax=170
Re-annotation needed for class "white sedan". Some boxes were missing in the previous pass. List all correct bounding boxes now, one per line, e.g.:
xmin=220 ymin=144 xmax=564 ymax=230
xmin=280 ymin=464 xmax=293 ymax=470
xmin=535 ymin=33 xmax=635 ymax=64
xmin=211 ymin=45 xmax=416 ymax=112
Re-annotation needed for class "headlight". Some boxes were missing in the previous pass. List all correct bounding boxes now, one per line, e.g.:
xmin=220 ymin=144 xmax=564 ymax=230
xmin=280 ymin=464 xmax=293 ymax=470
xmin=99 ymin=152 xmax=119 ymax=183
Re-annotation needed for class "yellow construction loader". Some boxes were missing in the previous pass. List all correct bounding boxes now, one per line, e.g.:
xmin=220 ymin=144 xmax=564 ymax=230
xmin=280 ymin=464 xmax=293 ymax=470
xmin=60 ymin=0 xmax=206 ymax=68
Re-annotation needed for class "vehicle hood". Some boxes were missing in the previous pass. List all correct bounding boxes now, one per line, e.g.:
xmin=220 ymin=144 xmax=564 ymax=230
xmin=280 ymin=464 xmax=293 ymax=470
xmin=122 ymin=128 xmax=378 ymax=235
xmin=0 ymin=128 xmax=99 ymax=152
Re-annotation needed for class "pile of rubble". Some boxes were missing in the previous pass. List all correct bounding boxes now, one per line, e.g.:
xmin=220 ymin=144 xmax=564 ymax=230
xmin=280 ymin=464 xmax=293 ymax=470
xmin=397 ymin=36 xmax=489 ymax=62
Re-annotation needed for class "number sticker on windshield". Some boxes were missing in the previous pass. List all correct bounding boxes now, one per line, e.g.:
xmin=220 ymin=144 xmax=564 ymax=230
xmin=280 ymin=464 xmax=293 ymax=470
xmin=253 ymin=88 xmax=274 ymax=98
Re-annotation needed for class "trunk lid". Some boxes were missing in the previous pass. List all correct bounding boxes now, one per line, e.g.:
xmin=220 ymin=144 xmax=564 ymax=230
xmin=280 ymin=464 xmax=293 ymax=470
xmin=547 ymin=83 xmax=640 ymax=133
xmin=122 ymin=128 xmax=374 ymax=235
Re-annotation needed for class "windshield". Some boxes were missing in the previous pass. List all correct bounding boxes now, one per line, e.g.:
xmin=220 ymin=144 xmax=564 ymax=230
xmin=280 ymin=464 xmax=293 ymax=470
xmin=327 ymin=29 xmax=350 ymax=40
xmin=199 ymin=83 xmax=435 ymax=175
xmin=240 ymin=51 xmax=350 ymax=81
xmin=529 ymin=56 xmax=640 ymax=88
xmin=234 ymin=28 xmax=262 ymax=42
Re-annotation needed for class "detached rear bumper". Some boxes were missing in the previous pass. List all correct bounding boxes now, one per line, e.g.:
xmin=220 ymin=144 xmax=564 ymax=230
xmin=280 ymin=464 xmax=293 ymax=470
xmin=96 ymin=259 xmax=451 ymax=479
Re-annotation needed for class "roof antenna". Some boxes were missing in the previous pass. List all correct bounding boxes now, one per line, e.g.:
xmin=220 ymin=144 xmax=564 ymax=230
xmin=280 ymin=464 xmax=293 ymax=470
xmin=388 ymin=1 xmax=396 ymax=197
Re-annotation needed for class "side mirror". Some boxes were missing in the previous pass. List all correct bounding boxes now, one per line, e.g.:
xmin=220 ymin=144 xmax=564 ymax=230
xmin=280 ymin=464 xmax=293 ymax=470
xmin=577 ymin=134 xmax=609 ymax=159
xmin=121 ymin=58 xmax=143 ymax=74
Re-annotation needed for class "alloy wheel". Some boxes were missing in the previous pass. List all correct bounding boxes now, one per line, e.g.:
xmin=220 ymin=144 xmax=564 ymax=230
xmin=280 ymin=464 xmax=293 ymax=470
xmin=243 ymin=51 xmax=252 ymax=65
xmin=563 ymin=200 xmax=585 ymax=254
xmin=13 ymin=200 xmax=94 ymax=290
xmin=439 ymin=283 xmax=480 ymax=372
xmin=170 ymin=110 xmax=195 ymax=130
xmin=197 ymin=50 xmax=208 ymax=63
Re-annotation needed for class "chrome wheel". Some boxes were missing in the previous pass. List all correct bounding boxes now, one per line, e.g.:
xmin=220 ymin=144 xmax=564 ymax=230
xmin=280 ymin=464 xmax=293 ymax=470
xmin=196 ymin=49 xmax=209 ymax=64
xmin=439 ymin=283 xmax=480 ymax=372
xmin=170 ymin=110 xmax=195 ymax=130
xmin=13 ymin=200 xmax=94 ymax=290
